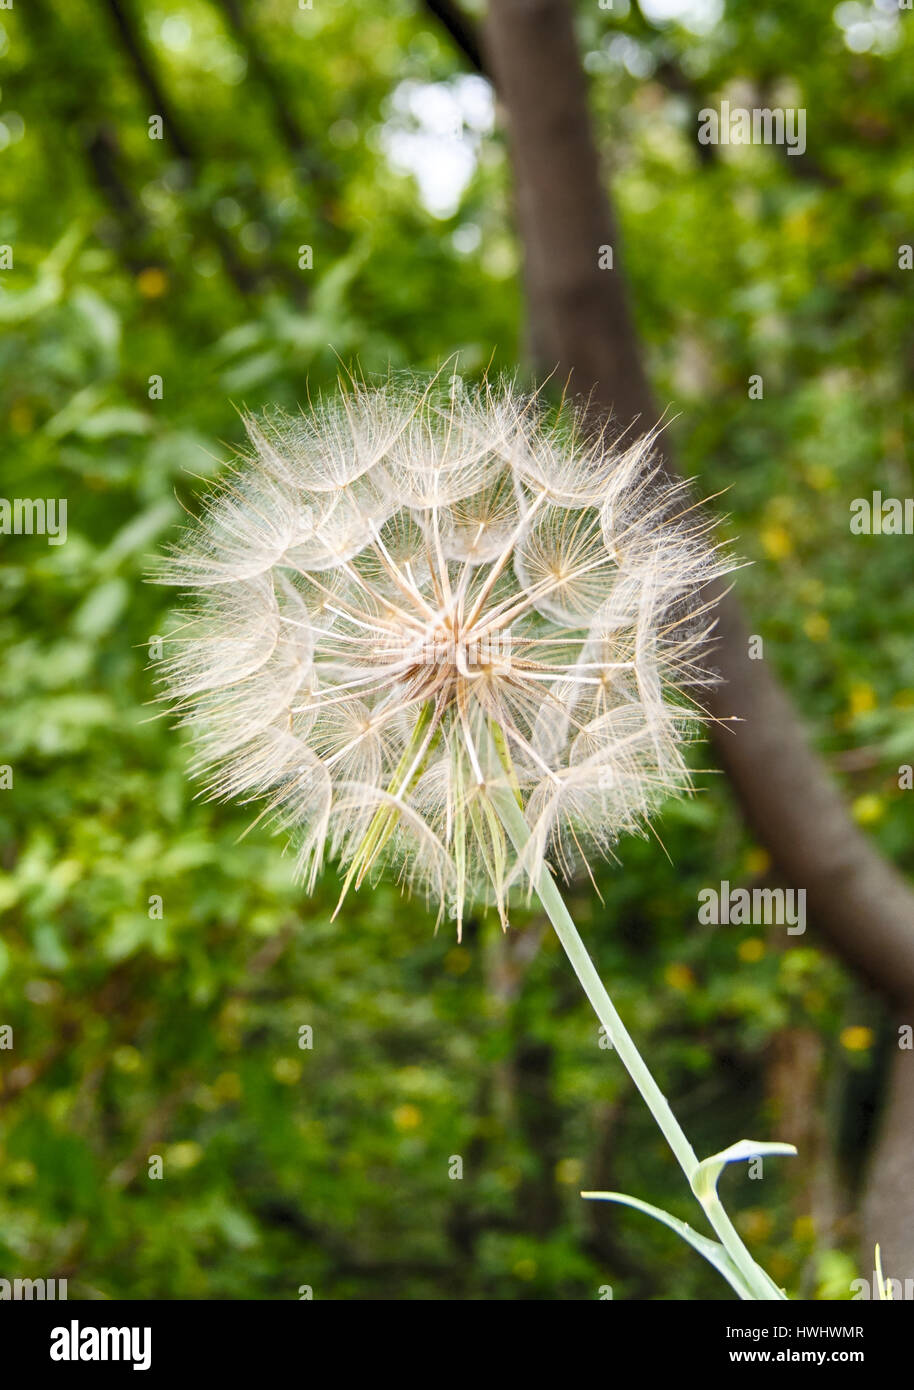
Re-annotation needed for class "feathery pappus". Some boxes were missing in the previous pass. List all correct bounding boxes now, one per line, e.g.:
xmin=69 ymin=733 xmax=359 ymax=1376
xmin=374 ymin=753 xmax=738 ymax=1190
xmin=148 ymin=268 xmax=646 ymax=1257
xmin=154 ymin=371 xmax=729 ymax=935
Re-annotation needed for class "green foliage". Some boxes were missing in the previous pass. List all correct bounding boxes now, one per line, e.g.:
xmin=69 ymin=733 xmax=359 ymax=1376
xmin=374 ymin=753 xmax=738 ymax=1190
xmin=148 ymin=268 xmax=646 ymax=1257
xmin=1 ymin=0 xmax=911 ymax=1299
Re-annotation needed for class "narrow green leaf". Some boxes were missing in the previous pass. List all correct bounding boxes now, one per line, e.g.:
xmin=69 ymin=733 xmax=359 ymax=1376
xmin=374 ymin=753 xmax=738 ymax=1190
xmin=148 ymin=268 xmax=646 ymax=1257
xmin=581 ymin=1190 xmax=757 ymax=1300
xmin=692 ymin=1139 xmax=797 ymax=1204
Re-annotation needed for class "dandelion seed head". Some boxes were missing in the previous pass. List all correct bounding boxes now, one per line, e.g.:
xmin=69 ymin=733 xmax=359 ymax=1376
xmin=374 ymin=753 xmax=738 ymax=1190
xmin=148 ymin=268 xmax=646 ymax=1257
xmin=155 ymin=371 xmax=729 ymax=932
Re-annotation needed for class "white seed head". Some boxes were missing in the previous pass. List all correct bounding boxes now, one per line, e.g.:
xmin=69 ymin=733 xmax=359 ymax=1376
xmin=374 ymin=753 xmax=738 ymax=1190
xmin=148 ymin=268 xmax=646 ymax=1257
xmin=154 ymin=372 xmax=729 ymax=934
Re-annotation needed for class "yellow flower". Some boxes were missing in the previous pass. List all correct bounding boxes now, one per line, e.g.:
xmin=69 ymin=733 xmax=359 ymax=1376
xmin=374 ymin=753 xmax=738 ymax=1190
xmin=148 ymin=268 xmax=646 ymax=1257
xmin=761 ymin=524 xmax=793 ymax=560
xmin=793 ymin=1214 xmax=815 ymax=1243
xmin=137 ymin=266 xmax=169 ymax=298
xmin=7 ymin=1159 xmax=37 ymax=1186
xmin=744 ymin=847 xmax=771 ymax=876
xmin=213 ymin=1071 xmax=242 ymax=1102
xmin=840 ymin=1026 xmax=874 ymax=1053
xmin=665 ymin=962 xmax=695 ymax=993
xmin=112 ymin=1045 xmax=142 ymax=1073
xmin=393 ymin=1103 xmax=422 ymax=1131
xmin=272 ymin=1057 xmax=302 ymax=1085
xmin=739 ymin=938 xmax=765 ymax=963
xmin=785 ymin=209 xmax=815 ymax=243
xmin=166 ymin=1141 xmax=203 ymax=1170
xmin=803 ymin=613 xmax=830 ymax=642
xmin=848 ymin=683 xmax=876 ymax=717
xmin=852 ymin=794 xmax=883 ymax=826
xmin=555 ymin=1157 xmax=583 ymax=1185
xmin=805 ymin=464 xmax=834 ymax=492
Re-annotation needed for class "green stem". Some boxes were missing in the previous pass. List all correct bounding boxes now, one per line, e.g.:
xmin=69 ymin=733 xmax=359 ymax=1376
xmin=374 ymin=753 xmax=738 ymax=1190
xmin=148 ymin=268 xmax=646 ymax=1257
xmin=486 ymin=761 xmax=783 ymax=1300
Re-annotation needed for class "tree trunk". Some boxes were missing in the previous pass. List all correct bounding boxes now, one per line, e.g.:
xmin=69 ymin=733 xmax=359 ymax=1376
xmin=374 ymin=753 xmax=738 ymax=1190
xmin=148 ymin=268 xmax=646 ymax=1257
xmin=482 ymin=0 xmax=914 ymax=1273
xmin=862 ymin=1039 xmax=914 ymax=1286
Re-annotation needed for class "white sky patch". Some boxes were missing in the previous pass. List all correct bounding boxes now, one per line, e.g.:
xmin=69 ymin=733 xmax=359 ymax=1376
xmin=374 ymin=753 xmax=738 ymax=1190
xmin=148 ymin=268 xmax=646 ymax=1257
xmin=160 ymin=16 xmax=193 ymax=52
xmin=639 ymin=0 xmax=724 ymax=33
xmin=832 ymin=1 xmax=900 ymax=54
xmin=606 ymin=34 xmax=657 ymax=78
xmin=380 ymin=75 xmax=495 ymax=219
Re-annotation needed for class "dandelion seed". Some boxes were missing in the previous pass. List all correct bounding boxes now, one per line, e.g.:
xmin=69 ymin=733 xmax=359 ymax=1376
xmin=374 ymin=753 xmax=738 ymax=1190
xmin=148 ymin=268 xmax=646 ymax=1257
xmin=154 ymin=371 xmax=728 ymax=934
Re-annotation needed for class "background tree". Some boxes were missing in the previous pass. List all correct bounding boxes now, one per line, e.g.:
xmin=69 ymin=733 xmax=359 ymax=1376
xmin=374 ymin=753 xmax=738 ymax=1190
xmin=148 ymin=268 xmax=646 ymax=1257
xmin=1 ymin=0 xmax=912 ymax=1298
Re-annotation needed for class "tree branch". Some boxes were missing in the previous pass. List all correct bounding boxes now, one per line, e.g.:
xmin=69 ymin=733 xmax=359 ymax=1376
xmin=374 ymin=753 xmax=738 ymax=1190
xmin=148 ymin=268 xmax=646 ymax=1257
xmin=101 ymin=0 xmax=259 ymax=295
xmin=103 ymin=0 xmax=195 ymax=163
xmin=422 ymin=0 xmax=486 ymax=74
xmin=214 ymin=0 xmax=335 ymax=193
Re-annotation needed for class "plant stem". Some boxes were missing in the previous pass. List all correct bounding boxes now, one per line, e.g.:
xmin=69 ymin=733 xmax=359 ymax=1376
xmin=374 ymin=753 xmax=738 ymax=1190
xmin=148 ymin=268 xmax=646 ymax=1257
xmin=487 ymin=775 xmax=784 ymax=1300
